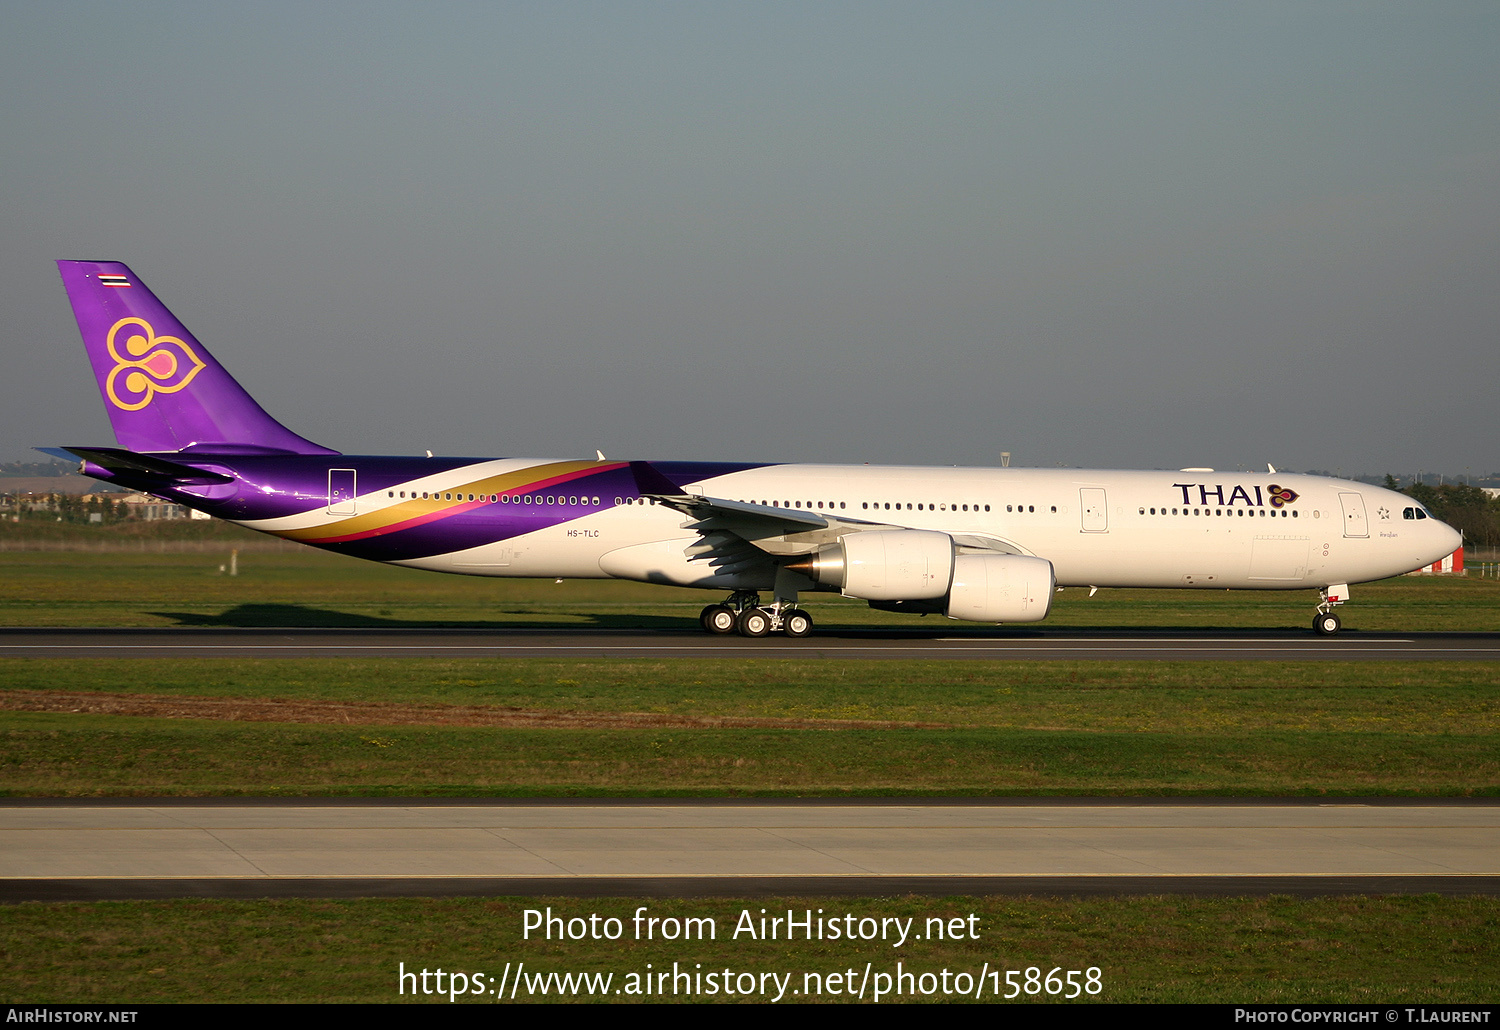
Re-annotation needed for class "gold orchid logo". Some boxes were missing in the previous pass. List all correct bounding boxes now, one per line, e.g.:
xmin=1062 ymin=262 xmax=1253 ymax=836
xmin=104 ymin=317 xmax=207 ymax=411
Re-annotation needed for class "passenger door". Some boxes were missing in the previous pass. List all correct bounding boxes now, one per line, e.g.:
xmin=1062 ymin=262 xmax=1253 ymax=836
xmin=1080 ymin=488 xmax=1108 ymax=533
xmin=1338 ymin=492 xmax=1368 ymax=539
xmin=327 ymin=469 xmax=357 ymax=515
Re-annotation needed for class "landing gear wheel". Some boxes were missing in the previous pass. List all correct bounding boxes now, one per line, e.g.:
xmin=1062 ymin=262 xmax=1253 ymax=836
xmin=783 ymin=608 xmax=813 ymax=638
xmin=1313 ymin=611 xmax=1342 ymax=636
xmin=736 ymin=608 xmax=771 ymax=637
xmin=701 ymin=604 xmax=736 ymax=635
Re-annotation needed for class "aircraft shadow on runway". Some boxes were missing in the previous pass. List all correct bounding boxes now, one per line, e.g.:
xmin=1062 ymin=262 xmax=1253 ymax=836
xmin=149 ymin=603 xmax=693 ymax=631
xmin=128 ymin=602 xmax=1459 ymax=641
xmin=146 ymin=603 xmax=1044 ymax=637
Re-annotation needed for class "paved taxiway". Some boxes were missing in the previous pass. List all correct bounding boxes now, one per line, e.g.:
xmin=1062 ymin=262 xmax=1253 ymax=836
xmin=4 ymin=800 xmax=1497 ymax=901
xmin=2 ymin=626 xmax=1498 ymax=660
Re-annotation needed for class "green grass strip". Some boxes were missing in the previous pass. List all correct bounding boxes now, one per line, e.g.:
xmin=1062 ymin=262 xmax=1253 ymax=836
xmin=2 ymin=659 xmax=1497 ymax=795
xmin=3 ymin=712 xmax=1495 ymax=796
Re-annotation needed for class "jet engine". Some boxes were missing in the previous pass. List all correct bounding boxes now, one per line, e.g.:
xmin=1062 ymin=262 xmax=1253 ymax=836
xmin=945 ymin=552 xmax=1054 ymax=623
xmin=789 ymin=530 xmax=954 ymax=600
xmin=787 ymin=531 xmax=1055 ymax=623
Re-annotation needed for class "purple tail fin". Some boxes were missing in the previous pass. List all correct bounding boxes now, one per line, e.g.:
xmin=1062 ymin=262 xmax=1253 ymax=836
xmin=56 ymin=260 xmax=337 ymax=455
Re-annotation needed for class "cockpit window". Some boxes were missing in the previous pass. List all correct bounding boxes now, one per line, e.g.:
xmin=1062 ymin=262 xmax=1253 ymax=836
xmin=1404 ymin=506 xmax=1429 ymax=520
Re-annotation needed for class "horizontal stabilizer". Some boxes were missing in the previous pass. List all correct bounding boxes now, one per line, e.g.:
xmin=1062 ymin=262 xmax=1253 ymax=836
xmin=48 ymin=445 xmax=233 ymax=485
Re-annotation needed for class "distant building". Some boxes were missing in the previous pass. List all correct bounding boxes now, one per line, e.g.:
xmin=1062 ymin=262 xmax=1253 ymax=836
xmin=1409 ymin=549 xmax=1464 ymax=575
xmin=119 ymin=492 xmax=190 ymax=521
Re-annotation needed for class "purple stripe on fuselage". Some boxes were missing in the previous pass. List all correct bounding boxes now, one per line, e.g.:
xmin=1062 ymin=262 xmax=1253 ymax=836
xmin=310 ymin=463 xmax=629 ymax=545
xmin=91 ymin=454 xmax=772 ymax=561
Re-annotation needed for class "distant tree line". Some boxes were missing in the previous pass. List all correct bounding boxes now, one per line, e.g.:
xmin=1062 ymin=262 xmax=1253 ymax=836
xmin=2 ymin=492 xmax=131 ymax=524
xmin=1385 ymin=475 xmax=1499 ymax=548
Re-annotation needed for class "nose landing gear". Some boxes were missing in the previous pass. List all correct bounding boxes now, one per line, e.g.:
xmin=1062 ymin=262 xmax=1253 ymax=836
xmin=1312 ymin=584 xmax=1349 ymax=635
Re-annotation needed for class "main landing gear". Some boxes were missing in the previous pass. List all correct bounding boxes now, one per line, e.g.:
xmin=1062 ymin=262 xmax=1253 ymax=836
xmin=1312 ymin=584 xmax=1349 ymax=636
xmin=700 ymin=592 xmax=814 ymax=638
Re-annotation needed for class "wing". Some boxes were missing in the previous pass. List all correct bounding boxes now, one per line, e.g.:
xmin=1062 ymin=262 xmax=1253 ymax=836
xmin=628 ymin=461 xmax=883 ymax=576
xmin=627 ymin=462 xmax=1025 ymax=578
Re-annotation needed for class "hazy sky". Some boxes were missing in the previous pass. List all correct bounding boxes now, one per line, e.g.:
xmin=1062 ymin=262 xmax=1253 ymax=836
xmin=4 ymin=2 xmax=1497 ymax=476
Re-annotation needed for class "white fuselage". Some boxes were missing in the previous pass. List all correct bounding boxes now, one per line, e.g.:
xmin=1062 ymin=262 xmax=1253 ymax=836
xmin=351 ymin=465 xmax=1459 ymax=593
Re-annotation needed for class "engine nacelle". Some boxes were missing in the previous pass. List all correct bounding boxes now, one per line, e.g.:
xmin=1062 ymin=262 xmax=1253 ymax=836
xmin=790 ymin=530 xmax=955 ymax=600
xmin=944 ymin=553 xmax=1055 ymax=623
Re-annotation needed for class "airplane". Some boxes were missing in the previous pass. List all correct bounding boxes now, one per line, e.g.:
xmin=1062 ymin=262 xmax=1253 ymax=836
xmin=44 ymin=260 xmax=1462 ymax=639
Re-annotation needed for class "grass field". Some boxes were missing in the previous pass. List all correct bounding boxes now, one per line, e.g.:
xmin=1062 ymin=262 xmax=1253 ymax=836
xmin=2 ymin=658 xmax=1497 ymax=795
xmin=2 ymin=542 xmax=1496 ymax=1004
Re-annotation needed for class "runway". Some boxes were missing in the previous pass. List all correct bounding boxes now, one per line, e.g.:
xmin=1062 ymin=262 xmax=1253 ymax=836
xmin=4 ymin=799 xmax=1497 ymax=901
xmin=2 ymin=626 xmax=1499 ymax=660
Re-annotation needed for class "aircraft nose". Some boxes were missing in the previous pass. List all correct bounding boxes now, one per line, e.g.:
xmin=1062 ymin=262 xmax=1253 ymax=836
xmin=1437 ymin=521 xmax=1463 ymax=558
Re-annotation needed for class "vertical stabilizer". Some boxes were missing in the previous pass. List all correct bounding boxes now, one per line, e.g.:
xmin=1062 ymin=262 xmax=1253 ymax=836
xmin=56 ymin=260 xmax=337 ymax=454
